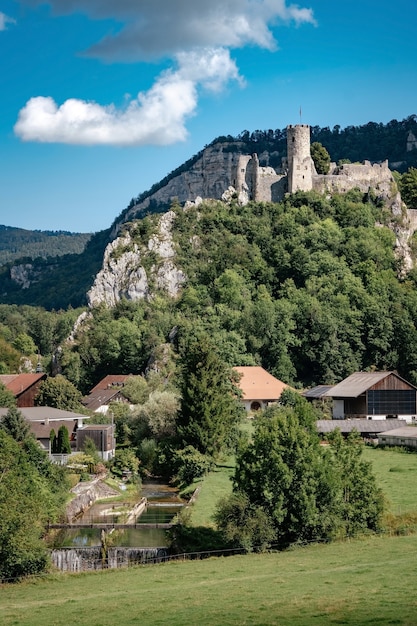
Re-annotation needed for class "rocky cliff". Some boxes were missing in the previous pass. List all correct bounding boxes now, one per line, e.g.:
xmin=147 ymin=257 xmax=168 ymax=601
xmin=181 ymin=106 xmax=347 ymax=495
xmin=88 ymin=211 xmax=185 ymax=307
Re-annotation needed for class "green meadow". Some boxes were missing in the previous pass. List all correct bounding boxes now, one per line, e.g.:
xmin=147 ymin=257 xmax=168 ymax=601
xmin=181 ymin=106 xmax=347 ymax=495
xmin=2 ymin=534 xmax=417 ymax=625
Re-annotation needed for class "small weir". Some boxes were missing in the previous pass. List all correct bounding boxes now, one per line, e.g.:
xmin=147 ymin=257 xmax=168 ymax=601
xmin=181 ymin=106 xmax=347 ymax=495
xmin=50 ymin=478 xmax=184 ymax=571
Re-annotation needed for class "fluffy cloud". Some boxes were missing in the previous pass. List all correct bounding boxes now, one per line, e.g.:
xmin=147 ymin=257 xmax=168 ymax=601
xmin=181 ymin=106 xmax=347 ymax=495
xmin=15 ymin=1 xmax=315 ymax=145
xmin=0 ymin=12 xmax=16 ymax=30
xmin=14 ymin=49 xmax=242 ymax=145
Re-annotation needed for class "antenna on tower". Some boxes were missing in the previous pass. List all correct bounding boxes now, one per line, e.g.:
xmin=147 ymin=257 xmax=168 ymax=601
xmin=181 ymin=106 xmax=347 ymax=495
xmin=299 ymin=106 xmax=302 ymax=124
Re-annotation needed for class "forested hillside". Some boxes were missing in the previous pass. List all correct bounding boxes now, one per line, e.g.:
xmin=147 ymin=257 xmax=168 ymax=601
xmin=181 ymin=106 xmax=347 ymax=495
xmin=0 ymin=225 xmax=91 ymax=265
xmin=51 ymin=190 xmax=417 ymax=392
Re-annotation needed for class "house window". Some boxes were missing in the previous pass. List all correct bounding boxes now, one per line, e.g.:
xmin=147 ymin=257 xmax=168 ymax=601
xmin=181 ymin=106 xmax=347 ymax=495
xmin=250 ymin=401 xmax=261 ymax=411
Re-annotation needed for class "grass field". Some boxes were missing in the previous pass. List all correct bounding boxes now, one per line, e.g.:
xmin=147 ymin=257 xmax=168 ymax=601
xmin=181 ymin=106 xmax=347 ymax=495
xmin=2 ymin=534 xmax=417 ymax=625
xmin=362 ymin=446 xmax=417 ymax=514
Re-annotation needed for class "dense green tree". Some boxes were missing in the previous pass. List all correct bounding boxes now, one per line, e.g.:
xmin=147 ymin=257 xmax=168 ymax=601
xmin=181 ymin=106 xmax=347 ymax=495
xmin=0 ymin=406 xmax=31 ymax=442
xmin=327 ymin=430 xmax=384 ymax=536
xmin=0 ymin=431 xmax=49 ymax=581
xmin=12 ymin=333 xmax=37 ymax=355
xmin=0 ymin=430 xmax=68 ymax=581
xmin=398 ymin=167 xmax=417 ymax=208
xmin=57 ymin=425 xmax=71 ymax=454
xmin=233 ymin=408 xmax=339 ymax=547
xmin=311 ymin=142 xmax=331 ymax=174
xmin=226 ymin=402 xmax=384 ymax=549
xmin=35 ymin=375 xmax=83 ymax=411
xmin=214 ymin=492 xmax=275 ymax=553
xmin=177 ymin=334 xmax=243 ymax=457
xmin=0 ymin=382 xmax=17 ymax=408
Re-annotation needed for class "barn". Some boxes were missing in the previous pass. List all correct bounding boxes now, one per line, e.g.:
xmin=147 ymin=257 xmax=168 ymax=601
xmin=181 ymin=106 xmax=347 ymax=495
xmin=324 ymin=371 xmax=417 ymax=422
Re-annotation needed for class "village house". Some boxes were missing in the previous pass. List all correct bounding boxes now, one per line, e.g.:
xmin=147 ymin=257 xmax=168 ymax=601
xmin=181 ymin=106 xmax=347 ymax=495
xmin=233 ymin=366 xmax=290 ymax=413
xmin=81 ymin=374 xmax=133 ymax=414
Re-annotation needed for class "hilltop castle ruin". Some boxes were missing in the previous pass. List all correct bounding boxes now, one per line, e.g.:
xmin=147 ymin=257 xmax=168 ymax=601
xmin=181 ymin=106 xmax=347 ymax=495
xmin=121 ymin=124 xmax=400 ymax=230
xmin=232 ymin=124 xmax=395 ymax=205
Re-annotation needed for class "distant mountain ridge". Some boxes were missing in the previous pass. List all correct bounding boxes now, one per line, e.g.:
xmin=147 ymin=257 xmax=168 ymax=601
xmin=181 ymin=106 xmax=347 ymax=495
xmin=0 ymin=225 xmax=92 ymax=266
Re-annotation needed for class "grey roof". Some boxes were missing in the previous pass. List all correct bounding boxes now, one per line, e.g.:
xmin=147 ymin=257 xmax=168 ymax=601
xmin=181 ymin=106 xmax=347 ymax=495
xmin=303 ymin=385 xmax=334 ymax=399
xmin=316 ymin=419 xmax=406 ymax=434
xmin=0 ymin=406 xmax=88 ymax=421
xmin=324 ymin=372 xmax=397 ymax=398
xmin=378 ymin=427 xmax=417 ymax=439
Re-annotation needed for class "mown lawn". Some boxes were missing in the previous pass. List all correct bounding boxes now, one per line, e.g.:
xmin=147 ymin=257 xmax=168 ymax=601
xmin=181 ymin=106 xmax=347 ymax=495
xmin=362 ymin=446 xmax=417 ymax=514
xmin=2 ymin=534 xmax=417 ymax=625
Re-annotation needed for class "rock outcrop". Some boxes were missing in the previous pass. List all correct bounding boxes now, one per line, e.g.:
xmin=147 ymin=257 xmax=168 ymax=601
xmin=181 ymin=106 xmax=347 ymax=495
xmin=88 ymin=210 xmax=185 ymax=307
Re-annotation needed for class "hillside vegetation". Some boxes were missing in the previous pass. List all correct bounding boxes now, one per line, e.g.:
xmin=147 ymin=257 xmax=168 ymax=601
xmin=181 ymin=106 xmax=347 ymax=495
xmin=53 ymin=189 xmax=417 ymax=393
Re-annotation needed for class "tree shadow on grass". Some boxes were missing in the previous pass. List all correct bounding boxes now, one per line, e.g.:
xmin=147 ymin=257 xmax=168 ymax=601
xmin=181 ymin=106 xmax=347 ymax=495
xmin=168 ymin=524 xmax=232 ymax=555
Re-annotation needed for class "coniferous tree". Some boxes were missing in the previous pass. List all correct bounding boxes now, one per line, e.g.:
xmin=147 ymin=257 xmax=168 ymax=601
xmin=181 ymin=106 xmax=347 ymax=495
xmin=57 ymin=425 xmax=71 ymax=454
xmin=0 ymin=407 xmax=31 ymax=443
xmin=177 ymin=333 xmax=242 ymax=457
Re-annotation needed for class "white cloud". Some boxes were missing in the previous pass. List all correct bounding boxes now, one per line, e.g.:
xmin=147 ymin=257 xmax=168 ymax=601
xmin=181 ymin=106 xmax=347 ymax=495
xmin=15 ymin=1 xmax=315 ymax=145
xmin=0 ymin=12 xmax=16 ymax=30
xmin=14 ymin=49 xmax=244 ymax=146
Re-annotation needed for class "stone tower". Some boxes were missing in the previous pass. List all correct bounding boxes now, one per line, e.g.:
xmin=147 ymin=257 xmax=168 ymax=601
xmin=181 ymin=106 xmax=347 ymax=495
xmin=287 ymin=124 xmax=314 ymax=193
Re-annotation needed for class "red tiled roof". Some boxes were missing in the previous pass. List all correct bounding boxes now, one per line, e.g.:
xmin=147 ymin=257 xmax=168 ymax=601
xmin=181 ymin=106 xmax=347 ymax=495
xmin=89 ymin=375 xmax=132 ymax=393
xmin=233 ymin=366 xmax=289 ymax=401
xmin=0 ymin=373 xmax=46 ymax=396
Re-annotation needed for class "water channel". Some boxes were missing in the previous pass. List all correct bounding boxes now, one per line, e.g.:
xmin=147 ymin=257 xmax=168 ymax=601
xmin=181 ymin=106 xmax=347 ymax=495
xmin=51 ymin=479 xmax=185 ymax=549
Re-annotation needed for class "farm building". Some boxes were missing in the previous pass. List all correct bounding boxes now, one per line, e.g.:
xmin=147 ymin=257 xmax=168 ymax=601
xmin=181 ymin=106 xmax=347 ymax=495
xmin=233 ymin=366 xmax=290 ymax=413
xmin=323 ymin=371 xmax=417 ymax=422
xmin=0 ymin=372 xmax=47 ymax=407
xmin=378 ymin=426 xmax=417 ymax=449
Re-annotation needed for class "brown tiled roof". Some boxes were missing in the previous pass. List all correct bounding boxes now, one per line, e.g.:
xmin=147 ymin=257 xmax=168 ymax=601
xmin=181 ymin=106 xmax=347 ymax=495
xmin=233 ymin=366 xmax=289 ymax=401
xmin=0 ymin=373 xmax=46 ymax=396
xmin=82 ymin=388 xmax=125 ymax=411
xmin=89 ymin=374 xmax=132 ymax=393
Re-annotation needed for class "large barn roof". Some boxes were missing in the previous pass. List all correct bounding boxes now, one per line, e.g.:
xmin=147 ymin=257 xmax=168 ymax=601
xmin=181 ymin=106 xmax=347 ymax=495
xmin=233 ymin=366 xmax=289 ymax=401
xmin=323 ymin=371 xmax=411 ymax=398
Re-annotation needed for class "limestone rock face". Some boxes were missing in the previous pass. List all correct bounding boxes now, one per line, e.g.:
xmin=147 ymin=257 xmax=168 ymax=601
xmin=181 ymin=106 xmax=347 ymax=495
xmin=88 ymin=211 xmax=185 ymax=307
xmin=119 ymin=143 xmax=244 ymax=227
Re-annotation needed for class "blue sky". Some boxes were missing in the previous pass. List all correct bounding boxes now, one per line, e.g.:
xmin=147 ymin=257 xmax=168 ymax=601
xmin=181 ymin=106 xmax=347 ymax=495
xmin=1 ymin=0 xmax=416 ymax=233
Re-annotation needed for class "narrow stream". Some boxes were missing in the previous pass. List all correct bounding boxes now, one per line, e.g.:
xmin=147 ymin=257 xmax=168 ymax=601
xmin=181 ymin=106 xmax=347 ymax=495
xmin=51 ymin=479 xmax=184 ymax=548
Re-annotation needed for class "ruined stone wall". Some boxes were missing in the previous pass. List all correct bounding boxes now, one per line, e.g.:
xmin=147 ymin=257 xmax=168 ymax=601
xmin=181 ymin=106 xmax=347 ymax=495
xmin=254 ymin=167 xmax=286 ymax=202
xmin=313 ymin=160 xmax=394 ymax=196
